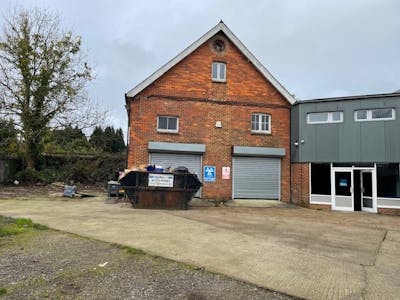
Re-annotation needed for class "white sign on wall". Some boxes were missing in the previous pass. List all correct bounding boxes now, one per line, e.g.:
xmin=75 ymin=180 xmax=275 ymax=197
xmin=148 ymin=174 xmax=174 ymax=187
xmin=222 ymin=167 xmax=230 ymax=180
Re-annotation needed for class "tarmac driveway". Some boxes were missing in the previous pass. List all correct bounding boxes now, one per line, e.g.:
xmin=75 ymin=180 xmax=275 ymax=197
xmin=0 ymin=196 xmax=399 ymax=300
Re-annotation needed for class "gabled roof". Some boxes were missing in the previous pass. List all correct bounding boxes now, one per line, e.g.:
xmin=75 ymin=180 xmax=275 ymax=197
xmin=126 ymin=21 xmax=295 ymax=104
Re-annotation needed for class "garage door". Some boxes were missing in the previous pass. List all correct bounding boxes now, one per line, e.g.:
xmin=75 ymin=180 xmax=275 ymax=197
xmin=150 ymin=153 xmax=202 ymax=197
xmin=233 ymin=157 xmax=280 ymax=199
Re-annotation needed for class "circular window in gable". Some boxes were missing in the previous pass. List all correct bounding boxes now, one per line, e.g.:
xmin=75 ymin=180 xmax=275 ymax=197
xmin=213 ymin=39 xmax=225 ymax=52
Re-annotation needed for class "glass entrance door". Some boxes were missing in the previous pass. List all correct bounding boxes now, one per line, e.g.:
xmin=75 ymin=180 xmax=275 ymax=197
xmin=333 ymin=170 xmax=354 ymax=211
xmin=361 ymin=171 xmax=374 ymax=212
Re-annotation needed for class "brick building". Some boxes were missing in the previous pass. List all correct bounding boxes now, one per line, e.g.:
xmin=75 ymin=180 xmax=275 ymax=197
xmin=125 ymin=22 xmax=295 ymax=201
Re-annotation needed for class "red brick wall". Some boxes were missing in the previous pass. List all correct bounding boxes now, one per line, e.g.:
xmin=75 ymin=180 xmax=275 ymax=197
xmin=378 ymin=208 xmax=400 ymax=216
xmin=127 ymin=33 xmax=291 ymax=201
xmin=291 ymin=163 xmax=310 ymax=207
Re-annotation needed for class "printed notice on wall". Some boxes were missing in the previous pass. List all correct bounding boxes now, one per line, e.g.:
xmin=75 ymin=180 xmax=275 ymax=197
xmin=222 ymin=167 xmax=230 ymax=180
xmin=148 ymin=174 xmax=174 ymax=187
xmin=204 ymin=166 xmax=216 ymax=182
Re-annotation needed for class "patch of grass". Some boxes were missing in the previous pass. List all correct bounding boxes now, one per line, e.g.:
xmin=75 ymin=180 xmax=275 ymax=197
xmin=120 ymin=245 xmax=145 ymax=256
xmin=0 ymin=287 xmax=7 ymax=295
xmin=0 ymin=224 xmax=24 ymax=237
xmin=15 ymin=218 xmax=34 ymax=227
xmin=32 ymin=223 xmax=49 ymax=230
xmin=0 ymin=216 xmax=48 ymax=237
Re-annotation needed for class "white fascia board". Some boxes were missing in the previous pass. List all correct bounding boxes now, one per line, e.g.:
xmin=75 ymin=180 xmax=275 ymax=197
xmin=126 ymin=22 xmax=295 ymax=104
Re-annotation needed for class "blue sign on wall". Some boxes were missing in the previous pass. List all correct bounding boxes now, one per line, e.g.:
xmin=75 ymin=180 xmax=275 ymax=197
xmin=204 ymin=166 xmax=216 ymax=182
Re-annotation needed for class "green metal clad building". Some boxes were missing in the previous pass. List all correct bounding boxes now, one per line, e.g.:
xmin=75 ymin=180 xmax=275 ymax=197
xmin=291 ymin=92 xmax=400 ymax=213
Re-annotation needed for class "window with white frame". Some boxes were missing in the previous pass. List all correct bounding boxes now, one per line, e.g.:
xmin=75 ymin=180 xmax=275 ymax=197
xmin=251 ymin=113 xmax=271 ymax=133
xmin=354 ymin=108 xmax=395 ymax=122
xmin=307 ymin=111 xmax=343 ymax=124
xmin=211 ymin=62 xmax=226 ymax=82
xmin=157 ymin=116 xmax=178 ymax=133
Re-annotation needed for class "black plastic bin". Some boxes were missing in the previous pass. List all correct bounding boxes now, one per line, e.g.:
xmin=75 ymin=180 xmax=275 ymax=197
xmin=107 ymin=181 xmax=120 ymax=197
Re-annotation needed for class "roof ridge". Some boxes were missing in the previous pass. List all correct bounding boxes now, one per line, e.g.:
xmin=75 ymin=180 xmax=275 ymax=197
xmin=126 ymin=22 xmax=295 ymax=104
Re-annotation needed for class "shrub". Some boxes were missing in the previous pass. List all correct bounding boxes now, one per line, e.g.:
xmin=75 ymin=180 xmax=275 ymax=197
xmin=39 ymin=154 xmax=126 ymax=184
xmin=14 ymin=168 xmax=47 ymax=184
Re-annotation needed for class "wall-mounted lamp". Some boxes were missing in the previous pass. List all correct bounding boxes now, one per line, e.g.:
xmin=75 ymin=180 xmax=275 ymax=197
xmin=300 ymin=140 xmax=304 ymax=144
xmin=215 ymin=121 xmax=222 ymax=128
xmin=294 ymin=141 xmax=299 ymax=147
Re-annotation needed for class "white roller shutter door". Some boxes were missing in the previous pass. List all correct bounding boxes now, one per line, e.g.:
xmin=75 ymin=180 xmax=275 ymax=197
xmin=233 ymin=156 xmax=280 ymax=199
xmin=150 ymin=153 xmax=202 ymax=197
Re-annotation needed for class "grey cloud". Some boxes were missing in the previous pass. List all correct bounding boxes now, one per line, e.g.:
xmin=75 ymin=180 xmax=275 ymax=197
xmin=1 ymin=0 xmax=399 ymax=133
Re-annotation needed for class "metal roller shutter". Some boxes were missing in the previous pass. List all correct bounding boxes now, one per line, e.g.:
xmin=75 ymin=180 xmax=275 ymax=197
xmin=150 ymin=153 xmax=202 ymax=197
xmin=233 ymin=157 xmax=280 ymax=199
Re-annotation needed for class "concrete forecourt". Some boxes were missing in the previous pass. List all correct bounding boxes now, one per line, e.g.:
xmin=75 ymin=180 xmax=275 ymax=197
xmin=0 ymin=196 xmax=399 ymax=300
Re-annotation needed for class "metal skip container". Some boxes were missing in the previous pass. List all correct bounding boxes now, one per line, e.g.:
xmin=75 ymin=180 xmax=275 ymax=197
xmin=119 ymin=169 xmax=202 ymax=209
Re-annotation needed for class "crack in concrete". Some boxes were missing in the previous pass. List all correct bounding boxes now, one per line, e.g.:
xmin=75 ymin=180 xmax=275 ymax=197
xmin=372 ymin=229 xmax=388 ymax=266
xmin=359 ymin=230 xmax=388 ymax=299
xmin=359 ymin=264 xmax=368 ymax=300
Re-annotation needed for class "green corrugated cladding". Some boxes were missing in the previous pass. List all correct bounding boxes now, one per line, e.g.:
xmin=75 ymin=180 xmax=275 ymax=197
xmin=292 ymin=95 xmax=400 ymax=163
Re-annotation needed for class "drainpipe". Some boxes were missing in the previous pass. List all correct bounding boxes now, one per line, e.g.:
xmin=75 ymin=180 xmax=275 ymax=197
xmin=124 ymin=93 xmax=130 ymax=170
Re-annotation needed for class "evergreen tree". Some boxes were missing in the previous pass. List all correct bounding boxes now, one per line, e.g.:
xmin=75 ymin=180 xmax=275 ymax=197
xmin=89 ymin=126 xmax=105 ymax=151
xmin=43 ymin=126 xmax=92 ymax=154
xmin=89 ymin=126 xmax=125 ymax=153
xmin=115 ymin=128 xmax=126 ymax=152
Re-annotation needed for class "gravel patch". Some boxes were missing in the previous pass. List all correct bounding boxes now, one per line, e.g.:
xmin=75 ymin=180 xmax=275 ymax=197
xmin=0 ymin=223 xmax=296 ymax=299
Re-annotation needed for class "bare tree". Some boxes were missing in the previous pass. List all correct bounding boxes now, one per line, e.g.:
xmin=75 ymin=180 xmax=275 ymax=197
xmin=0 ymin=7 xmax=103 ymax=169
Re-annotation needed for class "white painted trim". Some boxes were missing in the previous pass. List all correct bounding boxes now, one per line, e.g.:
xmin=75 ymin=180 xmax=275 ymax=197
xmin=377 ymin=197 xmax=400 ymax=201
xmin=377 ymin=205 xmax=400 ymax=209
xmin=251 ymin=113 xmax=271 ymax=134
xmin=332 ymin=168 xmax=354 ymax=211
xmin=157 ymin=116 xmax=179 ymax=133
xmin=310 ymin=201 xmax=332 ymax=205
xmin=211 ymin=62 xmax=226 ymax=82
xmin=354 ymin=108 xmax=396 ymax=122
xmin=330 ymin=165 xmax=377 ymax=213
xmin=360 ymin=169 xmax=376 ymax=213
xmin=126 ymin=22 xmax=295 ymax=104
xmin=308 ymin=163 xmax=311 ymax=204
xmin=372 ymin=165 xmax=378 ymax=213
xmin=307 ymin=111 xmax=343 ymax=124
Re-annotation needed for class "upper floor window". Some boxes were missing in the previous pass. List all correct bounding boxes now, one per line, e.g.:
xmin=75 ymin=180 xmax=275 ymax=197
xmin=355 ymin=108 xmax=395 ymax=122
xmin=307 ymin=111 xmax=343 ymax=124
xmin=251 ymin=113 xmax=271 ymax=134
xmin=212 ymin=62 xmax=226 ymax=82
xmin=157 ymin=116 xmax=178 ymax=133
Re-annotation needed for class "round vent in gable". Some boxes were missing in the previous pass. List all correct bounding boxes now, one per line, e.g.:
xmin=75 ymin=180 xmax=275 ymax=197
xmin=213 ymin=39 xmax=225 ymax=52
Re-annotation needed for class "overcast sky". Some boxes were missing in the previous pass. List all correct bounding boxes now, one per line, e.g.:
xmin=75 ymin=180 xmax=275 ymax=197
xmin=1 ymin=0 xmax=399 ymax=134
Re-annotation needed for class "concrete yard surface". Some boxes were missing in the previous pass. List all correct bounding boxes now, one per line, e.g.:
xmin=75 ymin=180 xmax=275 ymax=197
xmin=0 ymin=196 xmax=399 ymax=299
